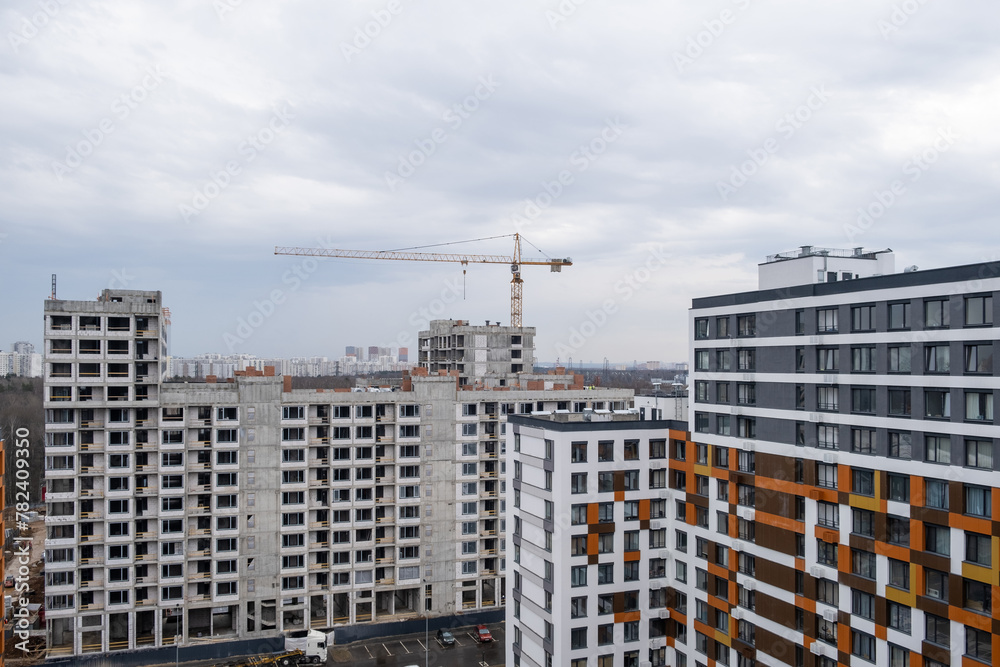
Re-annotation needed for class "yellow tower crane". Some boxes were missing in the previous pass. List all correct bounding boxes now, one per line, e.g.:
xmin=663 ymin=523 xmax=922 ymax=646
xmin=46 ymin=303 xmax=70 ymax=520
xmin=274 ymin=233 xmax=571 ymax=328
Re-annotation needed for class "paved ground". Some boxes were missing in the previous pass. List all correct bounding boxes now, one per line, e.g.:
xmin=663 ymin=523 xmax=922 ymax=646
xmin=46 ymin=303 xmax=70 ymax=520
xmin=332 ymin=624 xmax=505 ymax=667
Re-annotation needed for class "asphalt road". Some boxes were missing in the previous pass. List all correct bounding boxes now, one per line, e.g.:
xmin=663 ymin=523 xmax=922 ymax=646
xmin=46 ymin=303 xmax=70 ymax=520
xmin=330 ymin=624 xmax=505 ymax=667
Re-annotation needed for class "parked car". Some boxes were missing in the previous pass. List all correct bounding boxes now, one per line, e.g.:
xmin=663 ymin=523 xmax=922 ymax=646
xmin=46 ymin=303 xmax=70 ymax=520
xmin=4 ymin=576 xmax=14 ymax=588
xmin=475 ymin=625 xmax=492 ymax=643
xmin=436 ymin=629 xmax=455 ymax=646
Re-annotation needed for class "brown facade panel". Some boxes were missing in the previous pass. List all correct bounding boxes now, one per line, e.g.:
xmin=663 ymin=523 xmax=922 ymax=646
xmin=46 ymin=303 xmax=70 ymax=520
xmin=755 ymin=487 xmax=796 ymax=520
xmin=757 ymin=559 xmax=798 ymax=593
xmin=753 ymin=591 xmax=800 ymax=629
xmin=756 ymin=451 xmax=796 ymax=484
xmin=922 ymin=641 xmax=951 ymax=665
xmin=755 ymin=523 xmax=798 ymax=558
xmin=838 ymin=572 xmax=877 ymax=595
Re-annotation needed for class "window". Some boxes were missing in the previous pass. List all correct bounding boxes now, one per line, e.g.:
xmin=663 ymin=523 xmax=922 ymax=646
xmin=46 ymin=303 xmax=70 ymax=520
xmin=852 ymin=508 xmax=873 ymax=537
xmin=817 ymin=463 xmax=837 ymax=489
xmin=851 ymin=630 xmax=875 ymax=662
xmin=817 ymin=540 xmax=837 ymax=566
xmin=888 ymin=559 xmax=909 ymax=590
xmin=926 ymin=479 xmax=949 ymax=509
xmin=851 ymin=428 xmax=874 ymax=454
xmin=925 ymin=435 xmax=951 ymax=463
xmin=796 ymin=347 xmax=806 ymax=371
xmin=887 ymin=473 xmax=909 ymax=501
xmin=966 ymin=439 xmax=993 ymax=468
xmin=925 ymin=389 xmax=951 ymax=418
xmin=737 ymin=349 xmax=755 ymax=371
xmin=817 ymin=579 xmax=838 ymax=606
xmin=925 ymin=568 xmax=948 ymax=600
xmin=571 ymin=565 xmax=587 ymax=587
xmin=964 ymin=579 xmax=992 ymax=614
xmin=887 ymin=601 xmax=911 ymax=634
xmin=716 ymin=415 xmax=731 ymax=436
xmin=851 ymin=305 xmax=875 ymax=331
xmin=852 ymin=468 xmax=874 ymax=496
xmin=695 ymin=350 xmax=709 ymax=371
xmin=926 ymin=524 xmax=950 ymax=555
xmin=851 ymin=549 xmax=875 ymax=579
xmin=888 ymin=388 xmax=911 ymax=416
xmin=851 ymin=387 xmax=875 ymax=413
xmin=925 ymin=344 xmax=950 ymax=373
xmin=737 ymin=418 xmax=755 ymax=439
xmin=695 ymin=381 xmax=709 ymax=402
xmin=571 ymin=596 xmax=587 ymax=618
xmin=925 ymin=613 xmax=949 ymax=647
xmin=886 ymin=516 xmax=909 ymax=546
xmin=965 ymin=485 xmax=991 ymax=517
xmin=817 ymin=386 xmax=838 ymax=411
xmin=695 ymin=318 xmax=710 ymax=339
xmin=888 ymin=345 xmax=911 ymax=372
xmin=965 ymin=392 xmax=994 ymax=422
xmin=737 ymin=313 xmax=755 ymax=336
xmin=571 ymin=473 xmax=587 ymax=494
xmin=888 ymin=302 xmax=910 ymax=329
xmin=925 ymin=299 xmax=950 ymax=328
xmin=966 ymin=626 xmax=992 ymax=663
xmin=888 ymin=432 xmax=911 ymax=459
xmin=817 ymin=424 xmax=838 ymax=449
xmin=852 ymin=346 xmax=875 ymax=372
xmin=817 ymin=308 xmax=838 ymax=333
xmin=965 ymin=532 xmax=992 ymax=568
xmin=716 ymin=350 xmax=731 ymax=371
xmin=570 ymin=627 xmax=588 ymax=650
xmin=817 ymin=348 xmax=839 ymax=372
xmin=597 ymin=563 xmax=613 ymax=584
xmin=852 ymin=590 xmax=875 ymax=620
xmin=694 ymin=412 xmax=709 ymax=433
xmin=964 ymin=295 xmax=993 ymax=326
xmin=816 ymin=501 xmax=838 ymax=528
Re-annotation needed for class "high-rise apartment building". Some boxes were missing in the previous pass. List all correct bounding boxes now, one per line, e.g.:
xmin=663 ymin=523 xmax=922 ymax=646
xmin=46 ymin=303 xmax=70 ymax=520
xmin=508 ymin=248 xmax=999 ymax=667
xmin=506 ymin=412 xmax=690 ymax=667
xmin=683 ymin=249 xmax=999 ymax=667
xmin=43 ymin=289 xmax=632 ymax=658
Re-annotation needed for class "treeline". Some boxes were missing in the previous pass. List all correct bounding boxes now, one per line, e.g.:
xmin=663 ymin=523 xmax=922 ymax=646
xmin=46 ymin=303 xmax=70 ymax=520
xmin=0 ymin=376 xmax=44 ymax=506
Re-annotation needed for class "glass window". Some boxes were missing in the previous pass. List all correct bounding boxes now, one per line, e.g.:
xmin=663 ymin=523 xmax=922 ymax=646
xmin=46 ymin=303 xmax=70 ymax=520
xmin=965 ymin=485 xmax=991 ymax=517
xmin=888 ymin=432 xmax=911 ymax=459
xmin=925 ymin=345 xmax=950 ymax=373
xmin=925 ymin=389 xmax=951 ymax=419
xmin=695 ymin=318 xmax=710 ymax=339
xmin=965 ymin=344 xmax=993 ymax=373
xmin=852 ymin=346 xmax=875 ymax=372
xmin=925 ymin=435 xmax=951 ymax=464
xmin=965 ymin=392 xmax=994 ymax=422
xmin=817 ymin=308 xmax=838 ymax=333
xmin=924 ymin=299 xmax=950 ymax=328
xmin=851 ymin=305 xmax=875 ymax=332
xmin=888 ymin=345 xmax=911 ymax=372
xmin=888 ymin=302 xmax=910 ymax=329
xmin=964 ymin=295 xmax=993 ymax=326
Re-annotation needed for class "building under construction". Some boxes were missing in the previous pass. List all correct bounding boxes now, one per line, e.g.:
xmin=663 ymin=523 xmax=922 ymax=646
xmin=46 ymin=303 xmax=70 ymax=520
xmin=42 ymin=290 xmax=632 ymax=658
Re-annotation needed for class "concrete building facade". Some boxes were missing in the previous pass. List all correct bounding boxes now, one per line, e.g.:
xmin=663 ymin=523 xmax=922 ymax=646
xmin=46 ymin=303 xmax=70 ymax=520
xmin=419 ymin=320 xmax=534 ymax=386
xmin=42 ymin=291 xmax=632 ymax=658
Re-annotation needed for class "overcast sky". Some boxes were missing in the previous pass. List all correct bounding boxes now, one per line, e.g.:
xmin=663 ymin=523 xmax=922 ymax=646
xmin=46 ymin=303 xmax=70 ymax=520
xmin=2 ymin=1 xmax=998 ymax=364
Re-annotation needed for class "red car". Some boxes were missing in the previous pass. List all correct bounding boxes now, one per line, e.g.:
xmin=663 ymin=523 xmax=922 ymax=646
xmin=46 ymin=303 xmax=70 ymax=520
xmin=475 ymin=625 xmax=492 ymax=643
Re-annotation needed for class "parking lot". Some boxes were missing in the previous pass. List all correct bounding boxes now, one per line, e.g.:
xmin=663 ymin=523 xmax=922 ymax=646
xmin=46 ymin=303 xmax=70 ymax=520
xmin=331 ymin=624 xmax=505 ymax=666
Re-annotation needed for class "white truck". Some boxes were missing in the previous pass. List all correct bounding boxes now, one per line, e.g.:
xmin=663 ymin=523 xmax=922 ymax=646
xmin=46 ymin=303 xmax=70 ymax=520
xmin=283 ymin=630 xmax=330 ymax=664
